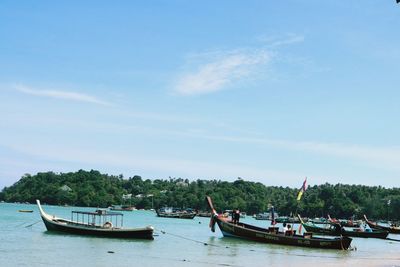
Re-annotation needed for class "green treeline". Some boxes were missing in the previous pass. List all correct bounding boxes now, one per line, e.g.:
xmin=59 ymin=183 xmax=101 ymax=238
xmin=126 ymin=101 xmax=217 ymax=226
xmin=1 ymin=170 xmax=399 ymax=220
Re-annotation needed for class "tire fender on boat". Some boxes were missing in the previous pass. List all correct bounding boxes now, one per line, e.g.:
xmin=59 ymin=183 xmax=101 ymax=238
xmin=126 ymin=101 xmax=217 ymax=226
xmin=103 ymin=221 xmax=113 ymax=228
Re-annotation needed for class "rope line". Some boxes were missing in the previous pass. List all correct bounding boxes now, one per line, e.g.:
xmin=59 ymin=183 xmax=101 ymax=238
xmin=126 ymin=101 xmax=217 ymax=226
xmin=155 ymin=228 xmax=400 ymax=261
xmin=24 ymin=220 xmax=42 ymax=228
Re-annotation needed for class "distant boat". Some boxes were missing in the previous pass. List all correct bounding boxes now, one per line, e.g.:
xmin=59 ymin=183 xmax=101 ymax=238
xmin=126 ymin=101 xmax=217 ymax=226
xmin=255 ymin=210 xmax=281 ymax=221
xmin=197 ymin=211 xmax=212 ymax=217
xmin=156 ymin=207 xmax=196 ymax=219
xmin=328 ymin=214 xmax=361 ymax=227
xmin=308 ymin=217 xmax=329 ymax=224
xmin=18 ymin=210 xmax=33 ymax=213
xmin=36 ymin=200 xmax=154 ymax=239
xmin=299 ymin=215 xmax=388 ymax=239
xmin=206 ymin=196 xmax=352 ymax=250
xmin=255 ymin=212 xmax=271 ymax=220
xmin=110 ymin=205 xmax=136 ymax=211
xmin=364 ymin=215 xmax=400 ymax=234
xmin=275 ymin=216 xmax=300 ymax=224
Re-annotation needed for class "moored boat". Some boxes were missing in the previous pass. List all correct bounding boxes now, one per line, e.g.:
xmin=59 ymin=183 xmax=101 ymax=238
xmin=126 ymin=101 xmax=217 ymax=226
xmin=255 ymin=212 xmax=270 ymax=220
xmin=110 ymin=205 xmax=136 ymax=211
xmin=275 ymin=216 xmax=300 ymax=224
xmin=206 ymin=196 xmax=352 ymax=250
xmin=197 ymin=211 xmax=212 ymax=217
xmin=156 ymin=207 xmax=196 ymax=219
xmin=299 ymin=215 xmax=388 ymax=239
xmin=36 ymin=200 xmax=154 ymax=239
xmin=18 ymin=210 xmax=34 ymax=213
xmin=364 ymin=215 xmax=400 ymax=234
xmin=328 ymin=214 xmax=360 ymax=227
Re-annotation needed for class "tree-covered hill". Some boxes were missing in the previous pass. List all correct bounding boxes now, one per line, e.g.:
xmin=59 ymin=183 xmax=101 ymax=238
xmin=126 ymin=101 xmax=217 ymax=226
xmin=1 ymin=170 xmax=399 ymax=220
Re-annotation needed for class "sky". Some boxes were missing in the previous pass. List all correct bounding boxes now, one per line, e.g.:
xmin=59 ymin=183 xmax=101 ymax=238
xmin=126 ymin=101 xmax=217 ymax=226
xmin=1 ymin=1 xmax=400 ymax=189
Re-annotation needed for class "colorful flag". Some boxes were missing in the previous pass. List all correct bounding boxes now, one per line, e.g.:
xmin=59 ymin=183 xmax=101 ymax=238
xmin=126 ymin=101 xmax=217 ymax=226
xmin=296 ymin=178 xmax=307 ymax=201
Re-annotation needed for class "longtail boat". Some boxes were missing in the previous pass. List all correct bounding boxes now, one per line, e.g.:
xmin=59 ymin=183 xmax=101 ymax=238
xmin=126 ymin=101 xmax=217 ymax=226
xmin=364 ymin=215 xmax=400 ymax=234
xmin=36 ymin=200 xmax=154 ymax=239
xmin=299 ymin=215 xmax=388 ymax=239
xmin=327 ymin=214 xmax=360 ymax=228
xmin=206 ymin=196 xmax=352 ymax=250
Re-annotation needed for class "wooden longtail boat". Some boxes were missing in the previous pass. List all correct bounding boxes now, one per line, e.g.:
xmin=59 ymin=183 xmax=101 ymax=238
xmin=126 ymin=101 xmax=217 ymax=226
xmin=156 ymin=207 xmax=196 ymax=219
xmin=364 ymin=215 xmax=400 ymax=234
xmin=36 ymin=200 xmax=154 ymax=239
xmin=206 ymin=196 xmax=352 ymax=250
xmin=18 ymin=210 xmax=34 ymax=213
xmin=299 ymin=215 xmax=388 ymax=239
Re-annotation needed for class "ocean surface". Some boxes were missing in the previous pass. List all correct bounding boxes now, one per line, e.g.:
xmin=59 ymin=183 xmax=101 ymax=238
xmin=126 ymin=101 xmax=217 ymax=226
xmin=1 ymin=202 xmax=399 ymax=267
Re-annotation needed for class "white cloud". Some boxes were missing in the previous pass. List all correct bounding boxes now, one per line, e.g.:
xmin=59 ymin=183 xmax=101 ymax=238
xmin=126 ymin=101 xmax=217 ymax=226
xmin=14 ymin=84 xmax=111 ymax=106
xmin=174 ymin=50 xmax=271 ymax=95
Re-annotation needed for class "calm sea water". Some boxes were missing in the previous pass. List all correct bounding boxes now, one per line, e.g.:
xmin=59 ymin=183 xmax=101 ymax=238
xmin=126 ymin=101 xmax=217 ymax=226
xmin=1 ymin=203 xmax=399 ymax=267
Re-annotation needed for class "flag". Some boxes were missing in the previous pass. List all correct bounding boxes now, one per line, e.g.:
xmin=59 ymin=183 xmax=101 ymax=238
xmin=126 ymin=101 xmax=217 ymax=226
xmin=296 ymin=178 xmax=307 ymax=201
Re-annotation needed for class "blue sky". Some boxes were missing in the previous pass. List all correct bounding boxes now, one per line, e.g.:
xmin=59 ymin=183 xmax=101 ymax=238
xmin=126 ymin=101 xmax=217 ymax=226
xmin=1 ymin=1 xmax=400 ymax=188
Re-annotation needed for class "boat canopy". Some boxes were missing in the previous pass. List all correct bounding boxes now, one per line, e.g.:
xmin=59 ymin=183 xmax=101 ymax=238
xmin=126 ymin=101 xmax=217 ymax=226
xmin=70 ymin=209 xmax=124 ymax=228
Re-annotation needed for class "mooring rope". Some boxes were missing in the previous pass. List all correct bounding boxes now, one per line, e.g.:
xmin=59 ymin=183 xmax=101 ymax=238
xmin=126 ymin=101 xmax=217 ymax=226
xmin=24 ymin=220 xmax=42 ymax=228
xmin=155 ymin=228 xmax=219 ymax=247
xmin=155 ymin=228 xmax=400 ymax=261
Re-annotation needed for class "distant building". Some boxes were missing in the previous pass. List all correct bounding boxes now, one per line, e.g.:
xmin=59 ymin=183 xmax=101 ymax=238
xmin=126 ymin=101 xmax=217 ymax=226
xmin=176 ymin=181 xmax=189 ymax=187
xmin=60 ymin=185 xmax=72 ymax=192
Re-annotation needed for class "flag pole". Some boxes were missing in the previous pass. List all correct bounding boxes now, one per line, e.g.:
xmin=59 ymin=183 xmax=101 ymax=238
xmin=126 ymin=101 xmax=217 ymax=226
xmin=295 ymin=177 xmax=307 ymax=234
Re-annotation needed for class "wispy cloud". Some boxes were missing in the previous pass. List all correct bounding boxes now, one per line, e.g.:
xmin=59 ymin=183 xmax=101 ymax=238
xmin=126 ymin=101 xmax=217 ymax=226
xmin=197 ymin=133 xmax=400 ymax=172
xmin=174 ymin=49 xmax=271 ymax=95
xmin=1 ymin=142 xmax=305 ymax=186
xmin=14 ymin=84 xmax=111 ymax=106
xmin=257 ymin=33 xmax=305 ymax=47
xmin=2 ymin=138 xmax=398 ymax=187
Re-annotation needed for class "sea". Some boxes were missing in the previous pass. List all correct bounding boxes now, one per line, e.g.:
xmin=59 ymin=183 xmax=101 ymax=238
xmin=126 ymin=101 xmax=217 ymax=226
xmin=0 ymin=202 xmax=399 ymax=267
